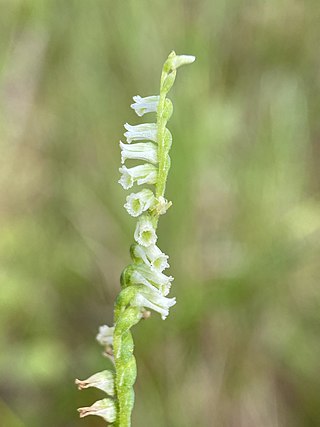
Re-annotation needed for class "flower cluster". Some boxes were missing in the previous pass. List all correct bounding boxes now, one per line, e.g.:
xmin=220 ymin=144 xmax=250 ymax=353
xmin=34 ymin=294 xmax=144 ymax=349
xmin=118 ymin=95 xmax=177 ymax=320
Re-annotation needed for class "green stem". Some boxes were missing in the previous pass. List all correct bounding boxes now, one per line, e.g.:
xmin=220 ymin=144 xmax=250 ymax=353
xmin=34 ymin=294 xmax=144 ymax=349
xmin=113 ymin=306 xmax=141 ymax=427
xmin=155 ymin=67 xmax=176 ymax=199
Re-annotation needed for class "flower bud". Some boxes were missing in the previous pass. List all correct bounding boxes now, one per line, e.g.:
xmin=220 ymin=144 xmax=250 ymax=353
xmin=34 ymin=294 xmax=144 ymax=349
xmin=96 ymin=325 xmax=114 ymax=347
xmin=171 ymin=54 xmax=196 ymax=70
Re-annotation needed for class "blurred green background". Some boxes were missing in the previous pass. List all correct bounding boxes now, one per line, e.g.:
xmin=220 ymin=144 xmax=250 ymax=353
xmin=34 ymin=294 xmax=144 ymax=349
xmin=1 ymin=1 xmax=320 ymax=426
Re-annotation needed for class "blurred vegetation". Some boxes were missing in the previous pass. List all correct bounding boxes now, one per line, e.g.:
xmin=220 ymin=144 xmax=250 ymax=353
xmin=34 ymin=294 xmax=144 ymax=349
xmin=1 ymin=1 xmax=320 ymax=426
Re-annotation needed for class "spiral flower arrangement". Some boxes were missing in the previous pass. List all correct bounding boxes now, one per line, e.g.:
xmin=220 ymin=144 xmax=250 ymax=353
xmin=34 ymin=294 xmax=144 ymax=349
xmin=76 ymin=51 xmax=195 ymax=426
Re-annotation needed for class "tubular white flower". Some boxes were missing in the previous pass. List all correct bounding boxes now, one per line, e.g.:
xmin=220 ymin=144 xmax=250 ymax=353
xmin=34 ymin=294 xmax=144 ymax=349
xmin=131 ymin=287 xmax=176 ymax=320
xmin=118 ymin=164 xmax=158 ymax=189
xmin=134 ymin=214 xmax=157 ymax=247
xmin=75 ymin=370 xmax=115 ymax=396
xmin=145 ymin=244 xmax=170 ymax=271
xmin=96 ymin=325 xmax=114 ymax=347
xmin=78 ymin=398 xmax=116 ymax=423
xmin=131 ymin=244 xmax=169 ymax=272
xmin=131 ymin=95 xmax=160 ymax=117
xmin=128 ymin=264 xmax=173 ymax=296
xmin=138 ymin=264 xmax=173 ymax=295
xmin=120 ymin=141 xmax=158 ymax=164
xmin=126 ymin=270 xmax=158 ymax=293
xmin=171 ymin=54 xmax=196 ymax=70
xmin=124 ymin=123 xmax=158 ymax=143
xmin=124 ymin=189 xmax=156 ymax=217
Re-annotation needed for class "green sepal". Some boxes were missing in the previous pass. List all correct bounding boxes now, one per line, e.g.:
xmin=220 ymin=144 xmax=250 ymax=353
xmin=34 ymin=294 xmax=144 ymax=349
xmin=161 ymin=71 xmax=176 ymax=94
xmin=114 ymin=285 xmax=142 ymax=322
xmin=162 ymin=98 xmax=173 ymax=121
xmin=129 ymin=244 xmax=143 ymax=265
xmin=114 ymin=306 xmax=142 ymax=337
xmin=120 ymin=266 xmax=133 ymax=289
xmin=162 ymin=51 xmax=176 ymax=74
xmin=164 ymin=128 xmax=172 ymax=150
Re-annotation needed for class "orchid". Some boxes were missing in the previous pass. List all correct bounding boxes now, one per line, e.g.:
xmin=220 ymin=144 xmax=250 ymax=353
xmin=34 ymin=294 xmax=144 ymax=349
xmin=76 ymin=51 xmax=195 ymax=426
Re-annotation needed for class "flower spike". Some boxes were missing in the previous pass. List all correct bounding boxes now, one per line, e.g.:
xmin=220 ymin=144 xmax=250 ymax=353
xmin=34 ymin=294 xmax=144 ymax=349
xmin=76 ymin=51 xmax=194 ymax=427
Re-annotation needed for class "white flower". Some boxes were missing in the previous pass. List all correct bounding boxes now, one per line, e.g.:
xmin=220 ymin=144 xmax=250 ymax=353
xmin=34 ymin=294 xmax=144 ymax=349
xmin=78 ymin=398 xmax=116 ymax=423
xmin=124 ymin=123 xmax=158 ymax=143
xmin=118 ymin=164 xmax=158 ymax=189
xmin=96 ymin=325 xmax=114 ymax=347
xmin=131 ymin=95 xmax=160 ymax=117
xmin=131 ymin=287 xmax=176 ymax=320
xmin=172 ymin=54 xmax=196 ymax=70
xmin=144 ymin=245 xmax=170 ymax=271
xmin=75 ymin=370 xmax=115 ymax=396
xmin=120 ymin=141 xmax=158 ymax=164
xmin=124 ymin=189 xmax=156 ymax=217
xmin=130 ymin=264 xmax=173 ymax=296
xmin=131 ymin=244 xmax=169 ymax=272
xmin=134 ymin=215 xmax=157 ymax=247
